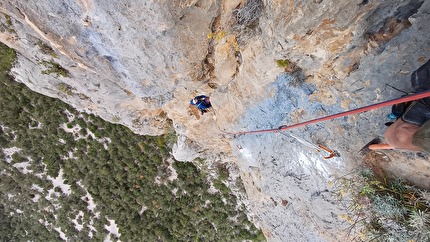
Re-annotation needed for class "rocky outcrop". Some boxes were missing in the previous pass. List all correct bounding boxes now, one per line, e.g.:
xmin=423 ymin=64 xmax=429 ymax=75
xmin=1 ymin=0 xmax=430 ymax=241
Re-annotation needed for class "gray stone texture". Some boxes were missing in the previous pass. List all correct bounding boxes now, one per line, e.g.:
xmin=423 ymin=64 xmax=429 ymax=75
xmin=1 ymin=0 xmax=430 ymax=241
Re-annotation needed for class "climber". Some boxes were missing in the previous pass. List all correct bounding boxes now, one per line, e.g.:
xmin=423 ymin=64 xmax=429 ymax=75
xmin=190 ymin=95 xmax=212 ymax=115
xmin=369 ymin=59 xmax=430 ymax=153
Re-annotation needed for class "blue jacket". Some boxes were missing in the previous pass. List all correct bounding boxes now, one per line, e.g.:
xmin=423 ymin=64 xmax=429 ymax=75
xmin=190 ymin=95 xmax=212 ymax=110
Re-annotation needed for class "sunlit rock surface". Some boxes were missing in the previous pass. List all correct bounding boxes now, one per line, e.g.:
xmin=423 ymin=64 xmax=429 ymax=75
xmin=1 ymin=0 xmax=430 ymax=240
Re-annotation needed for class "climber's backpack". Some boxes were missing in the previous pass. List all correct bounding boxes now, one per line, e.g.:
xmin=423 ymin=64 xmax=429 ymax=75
xmin=398 ymin=59 xmax=430 ymax=126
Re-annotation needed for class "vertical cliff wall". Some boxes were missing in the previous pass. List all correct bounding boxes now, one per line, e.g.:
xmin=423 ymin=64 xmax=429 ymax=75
xmin=1 ymin=0 xmax=430 ymax=240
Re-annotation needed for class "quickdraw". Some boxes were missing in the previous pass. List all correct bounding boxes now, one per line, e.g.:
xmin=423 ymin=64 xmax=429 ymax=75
xmin=280 ymin=131 xmax=338 ymax=160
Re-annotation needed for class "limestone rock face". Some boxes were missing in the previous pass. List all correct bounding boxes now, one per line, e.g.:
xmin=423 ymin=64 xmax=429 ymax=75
xmin=1 ymin=0 xmax=430 ymax=241
xmin=0 ymin=0 xmax=219 ymax=136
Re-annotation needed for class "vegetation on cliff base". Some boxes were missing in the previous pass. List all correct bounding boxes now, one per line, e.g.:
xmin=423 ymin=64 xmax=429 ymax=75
xmin=0 ymin=42 xmax=265 ymax=241
xmin=332 ymin=167 xmax=430 ymax=241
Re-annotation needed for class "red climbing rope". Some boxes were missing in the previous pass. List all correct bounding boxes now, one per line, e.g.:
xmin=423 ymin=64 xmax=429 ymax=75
xmin=225 ymin=90 xmax=430 ymax=136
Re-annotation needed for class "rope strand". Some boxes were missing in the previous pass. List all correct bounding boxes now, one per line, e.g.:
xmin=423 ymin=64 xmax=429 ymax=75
xmin=223 ymin=90 xmax=430 ymax=136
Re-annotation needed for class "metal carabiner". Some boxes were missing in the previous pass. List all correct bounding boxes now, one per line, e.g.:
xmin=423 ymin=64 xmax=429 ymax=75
xmin=318 ymin=144 xmax=337 ymax=159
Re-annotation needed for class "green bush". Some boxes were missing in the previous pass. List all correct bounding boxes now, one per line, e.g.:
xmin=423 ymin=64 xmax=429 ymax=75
xmin=275 ymin=59 xmax=290 ymax=68
xmin=36 ymin=40 xmax=57 ymax=57
xmin=40 ymin=60 xmax=69 ymax=77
